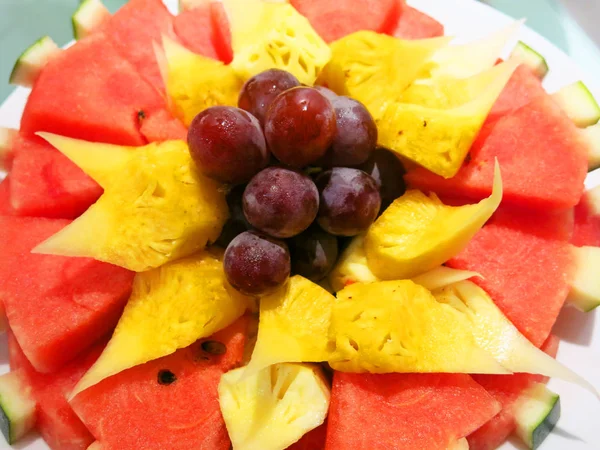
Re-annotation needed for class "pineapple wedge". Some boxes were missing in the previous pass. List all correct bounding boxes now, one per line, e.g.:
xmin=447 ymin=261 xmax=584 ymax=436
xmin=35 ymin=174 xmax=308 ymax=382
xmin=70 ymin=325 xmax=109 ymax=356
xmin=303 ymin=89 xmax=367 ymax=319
xmin=365 ymin=162 xmax=502 ymax=280
xmin=329 ymin=234 xmax=480 ymax=293
xmin=219 ymin=363 xmax=330 ymax=450
xmin=72 ymin=250 xmax=250 ymax=397
xmin=223 ymin=0 xmax=330 ymax=85
xmin=318 ymin=32 xmax=451 ymax=119
xmin=434 ymin=281 xmax=598 ymax=396
xmin=401 ymin=61 xmax=518 ymax=109
xmin=377 ymin=63 xmax=515 ymax=178
xmin=244 ymin=276 xmax=335 ymax=376
xmin=34 ymin=134 xmax=228 ymax=272
xmin=328 ymin=280 xmax=508 ymax=374
xmin=162 ymin=36 xmax=242 ymax=126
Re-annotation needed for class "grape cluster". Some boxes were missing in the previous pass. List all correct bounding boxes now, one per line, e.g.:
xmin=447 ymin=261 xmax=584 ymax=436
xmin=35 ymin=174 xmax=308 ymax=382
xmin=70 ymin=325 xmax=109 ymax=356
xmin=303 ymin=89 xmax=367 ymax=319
xmin=187 ymin=69 xmax=405 ymax=295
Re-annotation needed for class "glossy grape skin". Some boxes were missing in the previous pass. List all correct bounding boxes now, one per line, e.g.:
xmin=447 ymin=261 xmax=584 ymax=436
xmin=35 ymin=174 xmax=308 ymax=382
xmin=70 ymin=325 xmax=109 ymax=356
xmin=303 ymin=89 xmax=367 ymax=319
xmin=224 ymin=231 xmax=291 ymax=295
xmin=320 ymin=96 xmax=377 ymax=168
xmin=314 ymin=85 xmax=338 ymax=102
xmin=264 ymin=87 xmax=337 ymax=168
xmin=289 ymin=227 xmax=339 ymax=281
xmin=188 ymin=106 xmax=269 ymax=184
xmin=316 ymin=168 xmax=381 ymax=236
xmin=238 ymin=69 xmax=300 ymax=125
xmin=358 ymin=147 xmax=406 ymax=212
xmin=215 ymin=185 xmax=252 ymax=248
xmin=243 ymin=167 xmax=319 ymax=238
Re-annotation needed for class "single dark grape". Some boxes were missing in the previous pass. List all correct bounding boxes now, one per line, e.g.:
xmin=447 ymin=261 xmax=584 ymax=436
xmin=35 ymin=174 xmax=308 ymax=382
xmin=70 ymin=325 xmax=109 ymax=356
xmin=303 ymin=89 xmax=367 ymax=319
xmin=316 ymin=168 xmax=381 ymax=236
xmin=358 ymin=147 xmax=406 ymax=212
xmin=224 ymin=231 xmax=291 ymax=295
xmin=188 ymin=106 xmax=269 ymax=184
xmin=319 ymin=96 xmax=377 ymax=167
xmin=264 ymin=87 xmax=337 ymax=168
xmin=314 ymin=85 xmax=338 ymax=102
xmin=238 ymin=69 xmax=301 ymax=126
xmin=289 ymin=227 xmax=339 ymax=281
xmin=243 ymin=167 xmax=319 ymax=238
xmin=215 ymin=185 xmax=252 ymax=247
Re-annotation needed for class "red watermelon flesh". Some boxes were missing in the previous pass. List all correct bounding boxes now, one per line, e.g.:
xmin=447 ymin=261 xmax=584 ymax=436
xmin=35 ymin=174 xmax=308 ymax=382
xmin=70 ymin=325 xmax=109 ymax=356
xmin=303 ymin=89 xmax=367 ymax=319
xmin=8 ymin=330 xmax=101 ymax=450
xmin=405 ymin=94 xmax=588 ymax=210
xmin=572 ymin=189 xmax=600 ymax=247
xmin=139 ymin=109 xmax=188 ymax=142
xmin=288 ymin=423 xmax=327 ymax=450
xmin=489 ymin=205 xmax=574 ymax=242
xmin=0 ymin=177 xmax=17 ymax=216
xmin=102 ymin=0 xmax=175 ymax=94
xmin=173 ymin=3 xmax=221 ymax=60
xmin=21 ymin=32 xmax=167 ymax=146
xmin=392 ymin=5 xmax=444 ymax=40
xmin=71 ymin=318 xmax=249 ymax=450
xmin=290 ymin=0 xmax=401 ymax=43
xmin=0 ymin=216 xmax=134 ymax=372
xmin=9 ymin=134 xmax=102 ymax=219
xmin=211 ymin=2 xmax=234 ymax=64
xmin=325 ymin=372 xmax=500 ymax=450
xmin=448 ymin=212 xmax=574 ymax=347
xmin=467 ymin=335 xmax=560 ymax=450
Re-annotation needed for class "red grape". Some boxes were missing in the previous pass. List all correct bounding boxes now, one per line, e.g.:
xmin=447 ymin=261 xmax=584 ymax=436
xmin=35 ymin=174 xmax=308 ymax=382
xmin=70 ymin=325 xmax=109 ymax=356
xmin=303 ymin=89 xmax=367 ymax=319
xmin=238 ymin=69 xmax=300 ymax=126
xmin=224 ymin=231 xmax=291 ymax=295
xmin=289 ymin=226 xmax=339 ymax=281
xmin=316 ymin=168 xmax=381 ymax=236
xmin=243 ymin=167 xmax=319 ymax=238
xmin=264 ymin=87 xmax=337 ymax=168
xmin=358 ymin=147 xmax=406 ymax=213
xmin=314 ymin=85 xmax=338 ymax=101
xmin=188 ymin=106 xmax=269 ymax=184
xmin=320 ymin=96 xmax=377 ymax=167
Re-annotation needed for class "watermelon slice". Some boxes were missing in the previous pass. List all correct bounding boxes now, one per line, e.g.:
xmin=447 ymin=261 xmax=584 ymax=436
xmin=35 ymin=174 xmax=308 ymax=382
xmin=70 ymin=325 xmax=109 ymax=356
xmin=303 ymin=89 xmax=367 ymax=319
xmin=406 ymin=94 xmax=588 ymax=210
xmin=467 ymin=335 xmax=560 ymax=450
xmin=448 ymin=211 xmax=574 ymax=347
xmin=572 ymin=185 xmax=600 ymax=247
xmin=8 ymin=330 xmax=101 ymax=450
xmin=71 ymin=318 xmax=249 ymax=450
xmin=138 ymin=109 xmax=188 ymax=142
xmin=101 ymin=0 xmax=175 ymax=93
xmin=392 ymin=5 xmax=444 ymax=40
xmin=173 ymin=2 xmax=221 ymax=60
xmin=20 ymin=32 xmax=169 ymax=146
xmin=9 ymin=134 xmax=102 ymax=219
xmin=325 ymin=372 xmax=500 ymax=450
xmin=0 ymin=177 xmax=17 ymax=216
xmin=0 ymin=216 xmax=134 ymax=372
xmin=290 ymin=0 xmax=400 ymax=43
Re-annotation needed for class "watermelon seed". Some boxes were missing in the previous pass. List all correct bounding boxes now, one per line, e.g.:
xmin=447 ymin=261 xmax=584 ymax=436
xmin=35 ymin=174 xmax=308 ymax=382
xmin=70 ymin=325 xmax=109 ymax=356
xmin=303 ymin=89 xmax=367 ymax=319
xmin=137 ymin=110 xmax=146 ymax=121
xmin=157 ymin=369 xmax=177 ymax=385
xmin=201 ymin=340 xmax=227 ymax=355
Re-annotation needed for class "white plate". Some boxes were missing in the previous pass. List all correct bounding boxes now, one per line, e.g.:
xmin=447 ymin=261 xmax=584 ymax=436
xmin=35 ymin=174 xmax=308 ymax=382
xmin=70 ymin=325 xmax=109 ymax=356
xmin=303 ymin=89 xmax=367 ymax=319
xmin=1 ymin=0 xmax=599 ymax=449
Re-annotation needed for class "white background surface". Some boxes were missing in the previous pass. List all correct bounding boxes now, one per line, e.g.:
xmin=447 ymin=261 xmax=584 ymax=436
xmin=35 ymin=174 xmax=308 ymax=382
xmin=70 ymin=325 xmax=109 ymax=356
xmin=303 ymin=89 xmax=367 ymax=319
xmin=0 ymin=0 xmax=599 ymax=448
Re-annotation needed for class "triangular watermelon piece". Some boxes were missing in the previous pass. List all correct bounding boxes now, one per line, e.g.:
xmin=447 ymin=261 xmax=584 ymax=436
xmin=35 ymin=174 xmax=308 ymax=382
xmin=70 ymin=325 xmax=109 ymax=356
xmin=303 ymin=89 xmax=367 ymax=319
xmin=448 ymin=210 xmax=574 ymax=347
xmin=8 ymin=330 xmax=103 ymax=450
xmin=290 ymin=0 xmax=401 ymax=43
xmin=20 ymin=32 xmax=169 ymax=146
xmin=139 ymin=109 xmax=188 ymax=142
xmin=572 ymin=187 xmax=600 ymax=247
xmin=0 ymin=216 xmax=134 ymax=372
xmin=101 ymin=0 xmax=175 ymax=94
xmin=405 ymin=94 xmax=588 ymax=210
xmin=325 ymin=372 xmax=500 ymax=450
xmin=9 ymin=134 xmax=102 ymax=219
xmin=173 ymin=2 xmax=221 ymax=60
xmin=71 ymin=318 xmax=249 ymax=450
xmin=467 ymin=335 xmax=560 ymax=450
xmin=392 ymin=5 xmax=444 ymax=40
xmin=0 ymin=177 xmax=17 ymax=216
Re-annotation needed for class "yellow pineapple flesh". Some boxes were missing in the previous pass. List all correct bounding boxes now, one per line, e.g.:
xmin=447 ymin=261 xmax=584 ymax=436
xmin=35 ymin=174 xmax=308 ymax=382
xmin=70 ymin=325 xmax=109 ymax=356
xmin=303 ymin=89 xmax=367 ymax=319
xmin=364 ymin=162 xmax=502 ymax=280
xmin=72 ymin=250 xmax=250 ymax=397
xmin=328 ymin=280 xmax=508 ymax=374
xmin=162 ymin=36 xmax=242 ymax=126
xmin=244 ymin=276 xmax=335 ymax=376
xmin=223 ymin=0 xmax=331 ymax=85
xmin=317 ymin=32 xmax=451 ymax=119
xmin=219 ymin=363 xmax=330 ymax=450
xmin=34 ymin=135 xmax=229 ymax=272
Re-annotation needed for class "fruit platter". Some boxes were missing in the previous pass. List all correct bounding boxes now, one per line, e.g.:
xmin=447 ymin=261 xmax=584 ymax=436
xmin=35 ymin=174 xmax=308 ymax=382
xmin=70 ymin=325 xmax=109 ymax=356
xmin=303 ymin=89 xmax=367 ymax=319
xmin=0 ymin=0 xmax=599 ymax=449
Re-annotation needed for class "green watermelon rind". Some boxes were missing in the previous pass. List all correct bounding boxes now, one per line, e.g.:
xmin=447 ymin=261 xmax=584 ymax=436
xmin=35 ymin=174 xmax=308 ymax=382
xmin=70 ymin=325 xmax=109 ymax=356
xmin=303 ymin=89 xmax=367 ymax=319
xmin=0 ymin=371 xmax=37 ymax=445
xmin=9 ymin=36 xmax=60 ymax=88
xmin=513 ymin=383 xmax=561 ymax=450
xmin=72 ymin=0 xmax=112 ymax=41
xmin=581 ymin=123 xmax=600 ymax=171
xmin=553 ymin=80 xmax=600 ymax=128
xmin=509 ymin=41 xmax=549 ymax=80
xmin=567 ymin=245 xmax=600 ymax=312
